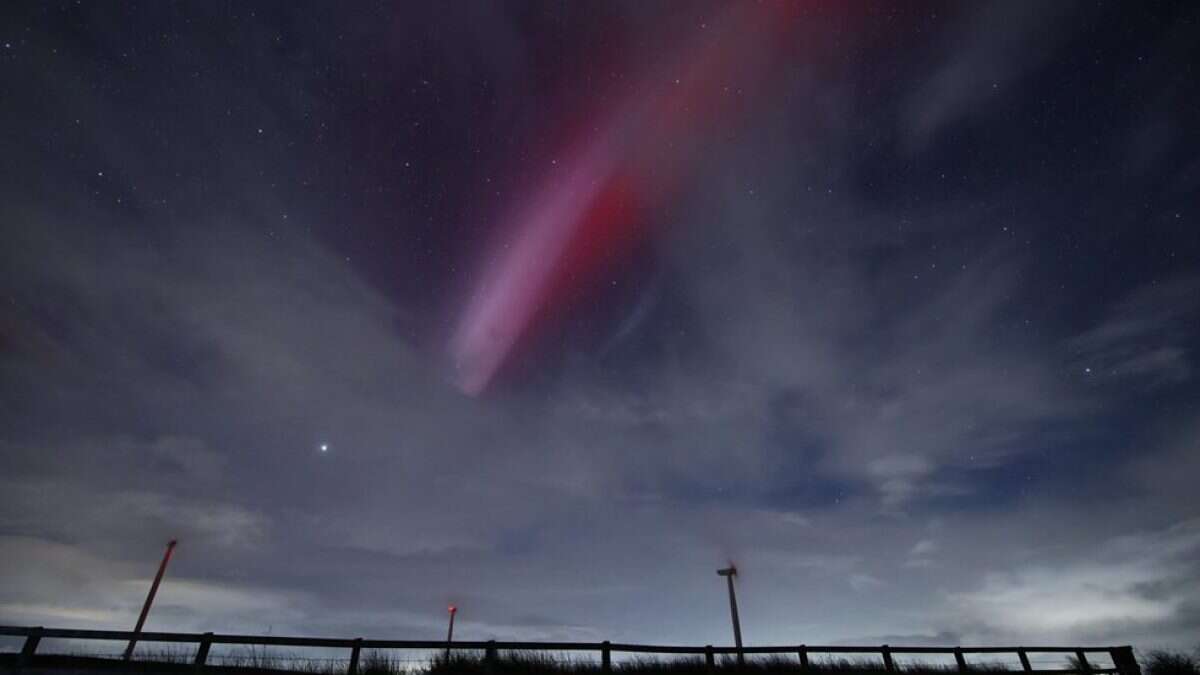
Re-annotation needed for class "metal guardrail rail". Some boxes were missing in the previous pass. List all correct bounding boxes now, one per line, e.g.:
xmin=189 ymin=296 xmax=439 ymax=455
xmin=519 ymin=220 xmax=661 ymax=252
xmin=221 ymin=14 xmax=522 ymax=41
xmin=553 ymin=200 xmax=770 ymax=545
xmin=0 ymin=625 xmax=1141 ymax=675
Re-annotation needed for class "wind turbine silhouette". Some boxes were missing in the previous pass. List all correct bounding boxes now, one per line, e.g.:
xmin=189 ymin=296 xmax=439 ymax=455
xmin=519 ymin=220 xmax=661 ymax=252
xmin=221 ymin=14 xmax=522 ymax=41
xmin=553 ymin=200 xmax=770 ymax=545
xmin=717 ymin=563 xmax=744 ymax=665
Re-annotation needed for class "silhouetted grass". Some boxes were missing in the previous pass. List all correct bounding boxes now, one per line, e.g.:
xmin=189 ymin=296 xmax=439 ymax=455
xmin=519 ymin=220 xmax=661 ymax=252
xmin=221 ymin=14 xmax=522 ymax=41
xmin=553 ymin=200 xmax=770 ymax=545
xmin=1142 ymin=650 xmax=1198 ymax=675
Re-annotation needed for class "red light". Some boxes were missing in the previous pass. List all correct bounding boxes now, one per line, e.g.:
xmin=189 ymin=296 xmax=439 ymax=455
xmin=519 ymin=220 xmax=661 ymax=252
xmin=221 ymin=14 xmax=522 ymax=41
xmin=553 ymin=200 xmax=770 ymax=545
xmin=448 ymin=605 xmax=456 ymax=613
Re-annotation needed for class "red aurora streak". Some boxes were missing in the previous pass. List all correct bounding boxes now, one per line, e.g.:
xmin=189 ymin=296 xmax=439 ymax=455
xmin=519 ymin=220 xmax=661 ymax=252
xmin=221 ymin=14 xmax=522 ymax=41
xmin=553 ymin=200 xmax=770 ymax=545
xmin=449 ymin=3 xmax=802 ymax=395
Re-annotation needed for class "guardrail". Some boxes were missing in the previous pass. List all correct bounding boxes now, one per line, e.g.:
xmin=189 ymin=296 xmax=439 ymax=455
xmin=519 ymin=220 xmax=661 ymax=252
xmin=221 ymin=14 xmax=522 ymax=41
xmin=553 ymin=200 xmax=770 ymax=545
xmin=0 ymin=626 xmax=1141 ymax=675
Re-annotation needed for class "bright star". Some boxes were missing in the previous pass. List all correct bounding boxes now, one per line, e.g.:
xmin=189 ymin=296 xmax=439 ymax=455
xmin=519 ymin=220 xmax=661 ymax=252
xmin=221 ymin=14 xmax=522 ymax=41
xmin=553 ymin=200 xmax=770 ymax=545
xmin=319 ymin=443 xmax=329 ymax=452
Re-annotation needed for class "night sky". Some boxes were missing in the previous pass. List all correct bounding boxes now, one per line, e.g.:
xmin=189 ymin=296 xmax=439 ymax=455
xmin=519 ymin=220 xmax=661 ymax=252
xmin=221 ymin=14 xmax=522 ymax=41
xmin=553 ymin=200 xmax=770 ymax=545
xmin=2 ymin=1 xmax=1200 ymax=654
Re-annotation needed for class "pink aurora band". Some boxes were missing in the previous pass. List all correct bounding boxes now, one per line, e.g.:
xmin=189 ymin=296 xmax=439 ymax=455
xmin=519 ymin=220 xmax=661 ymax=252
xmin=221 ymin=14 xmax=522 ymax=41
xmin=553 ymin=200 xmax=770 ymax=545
xmin=449 ymin=3 xmax=807 ymax=395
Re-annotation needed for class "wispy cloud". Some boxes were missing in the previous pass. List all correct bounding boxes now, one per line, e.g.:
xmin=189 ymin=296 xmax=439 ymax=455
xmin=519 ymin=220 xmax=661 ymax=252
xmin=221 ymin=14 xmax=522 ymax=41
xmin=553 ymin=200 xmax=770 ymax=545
xmin=1069 ymin=277 xmax=1199 ymax=388
xmin=945 ymin=519 xmax=1200 ymax=644
xmin=901 ymin=1 xmax=1082 ymax=152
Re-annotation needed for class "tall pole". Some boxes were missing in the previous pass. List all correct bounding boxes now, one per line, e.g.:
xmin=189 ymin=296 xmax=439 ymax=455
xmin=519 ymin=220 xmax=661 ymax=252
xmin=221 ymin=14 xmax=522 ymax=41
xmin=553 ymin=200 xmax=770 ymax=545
xmin=123 ymin=540 xmax=177 ymax=661
xmin=444 ymin=605 xmax=457 ymax=661
xmin=717 ymin=566 xmax=744 ymax=665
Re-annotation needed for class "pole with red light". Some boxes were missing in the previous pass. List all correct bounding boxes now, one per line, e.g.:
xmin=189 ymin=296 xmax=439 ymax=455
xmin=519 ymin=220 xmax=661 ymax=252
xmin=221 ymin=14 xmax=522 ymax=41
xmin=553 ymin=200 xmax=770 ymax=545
xmin=444 ymin=605 xmax=457 ymax=661
xmin=123 ymin=540 xmax=177 ymax=661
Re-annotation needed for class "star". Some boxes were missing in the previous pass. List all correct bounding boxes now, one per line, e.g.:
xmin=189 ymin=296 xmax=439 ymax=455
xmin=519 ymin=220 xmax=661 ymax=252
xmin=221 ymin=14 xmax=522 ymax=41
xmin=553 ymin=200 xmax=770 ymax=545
xmin=319 ymin=443 xmax=329 ymax=452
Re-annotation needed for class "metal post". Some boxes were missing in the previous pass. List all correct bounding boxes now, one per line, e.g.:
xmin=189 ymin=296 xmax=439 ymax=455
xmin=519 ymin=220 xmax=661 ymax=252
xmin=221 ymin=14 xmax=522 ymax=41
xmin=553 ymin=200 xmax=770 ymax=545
xmin=601 ymin=641 xmax=612 ymax=673
xmin=194 ymin=632 xmax=213 ymax=667
xmin=445 ymin=606 xmax=457 ymax=661
xmin=1111 ymin=647 xmax=1141 ymax=675
xmin=485 ymin=639 xmax=497 ymax=673
xmin=348 ymin=638 xmax=362 ymax=675
xmin=124 ymin=539 xmax=177 ymax=661
xmin=705 ymin=645 xmax=715 ymax=670
xmin=1018 ymin=650 xmax=1033 ymax=673
xmin=19 ymin=627 xmax=43 ymax=666
xmin=717 ymin=566 xmax=744 ymax=665
xmin=882 ymin=645 xmax=895 ymax=672
xmin=798 ymin=646 xmax=809 ymax=671
xmin=955 ymin=648 xmax=968 ymax=672
xmin=1076 ymin=651 xmax=1093 ymax=675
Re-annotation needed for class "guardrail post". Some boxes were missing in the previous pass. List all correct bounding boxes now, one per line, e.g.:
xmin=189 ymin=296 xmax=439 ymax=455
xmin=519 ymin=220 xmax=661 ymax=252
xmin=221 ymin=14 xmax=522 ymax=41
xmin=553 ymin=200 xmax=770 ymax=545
xmin=347 ymin=638 xmax=362 ymax=675
xmin=705 ymin=645 xmax=715 ymax=670
xmin=798 ymin=646 xmax=809 ymax=671
xmin=1018 ymin=650 xmax=1033 ymax=672
xmin=19 ymin=626 xmax=43 ymax=666
xmin=882 ymin=645 xmax=895 ymax=672
xmin=482 ymin=634 xmax=496 ymax=667
xmin=955 ymin=648 xmax=968 ymax=672
xmin=601 ymin=641 xmax=611 ymax=673
xmin=1111 ymin=647 xmax=1141 ymax=675
xmin=1075 ymin=651 xmax=1093 ymax=675
xmin=194 ymin=632 xmax=214 ymax=667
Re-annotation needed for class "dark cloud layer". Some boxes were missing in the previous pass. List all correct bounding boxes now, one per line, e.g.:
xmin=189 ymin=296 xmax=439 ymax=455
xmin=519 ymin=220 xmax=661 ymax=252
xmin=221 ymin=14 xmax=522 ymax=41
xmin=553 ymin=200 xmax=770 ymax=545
xmin=2 ymin=0 xmax=1199 ymax=655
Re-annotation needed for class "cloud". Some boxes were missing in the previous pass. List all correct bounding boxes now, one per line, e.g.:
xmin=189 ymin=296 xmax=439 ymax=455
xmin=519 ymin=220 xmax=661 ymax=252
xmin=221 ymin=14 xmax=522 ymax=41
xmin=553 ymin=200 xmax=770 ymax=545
xmin=900 ymin=2 xmax=1082 ymax=152
xmin=849 ymin=574 xmax=886 ymax=594
xmin=0 ymin=535 xmax=308 ymax=636
xmin=0 ymin=437 xmax=270 ymax=555
xmin=946 ymin=519 xmax=1200 ymax=644
xmin=641 ymin=135 xmax=1087 ymax=510
xmin=906 ymin=539 xmax=939 ymax=569
xmin=1069 ymin=277 xmax=1199 ymax=388
xmin=1129 ymin=414 xmax=1200 ymax=515
xmin=837 ymin=631 xmax=963 ymax=649
xmin=910 ymin=540 xmax=937 ymax=557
